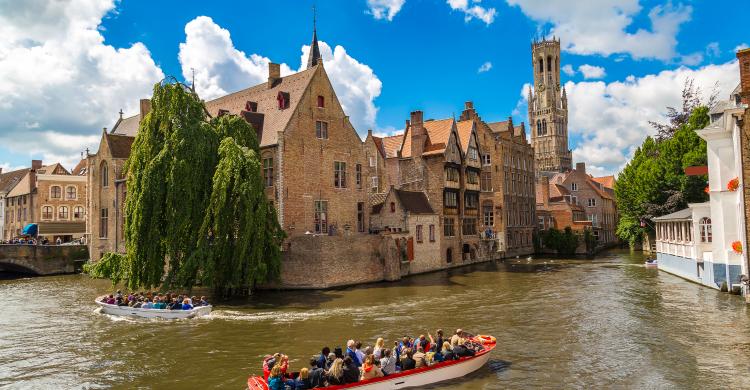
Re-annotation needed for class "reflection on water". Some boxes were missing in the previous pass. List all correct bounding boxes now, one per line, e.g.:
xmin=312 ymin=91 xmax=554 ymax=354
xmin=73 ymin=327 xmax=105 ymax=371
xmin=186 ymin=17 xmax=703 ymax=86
xmin=2 ymin=249 xmax=750 ymax=389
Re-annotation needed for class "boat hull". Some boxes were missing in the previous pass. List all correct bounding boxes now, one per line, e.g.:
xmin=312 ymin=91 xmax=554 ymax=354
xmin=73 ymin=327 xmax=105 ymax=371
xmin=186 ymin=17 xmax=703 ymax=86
xmin=95 ymin=299 xmax=212 ymax=319
xmin=249 ymin=337 xmax=496 ymax=390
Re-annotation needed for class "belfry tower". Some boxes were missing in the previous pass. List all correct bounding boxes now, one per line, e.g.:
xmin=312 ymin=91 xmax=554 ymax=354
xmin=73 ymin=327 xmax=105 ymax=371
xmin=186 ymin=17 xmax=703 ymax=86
xmin=528 ymin=37 xmax=572 ymax=175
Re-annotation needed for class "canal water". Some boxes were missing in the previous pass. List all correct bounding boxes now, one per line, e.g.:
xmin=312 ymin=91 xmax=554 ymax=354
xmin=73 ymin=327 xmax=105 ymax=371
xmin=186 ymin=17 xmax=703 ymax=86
xmin=3 ymin=249 xmax=750 ymax=389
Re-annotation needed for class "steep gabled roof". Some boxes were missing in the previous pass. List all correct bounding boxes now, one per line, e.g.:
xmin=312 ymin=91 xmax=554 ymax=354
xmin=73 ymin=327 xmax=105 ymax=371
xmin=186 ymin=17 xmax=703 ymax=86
xmin=394 ymin=189 xmax=434 ymax=214
xmin=205 ymin=66 xmax=318 ymax=147
xmin=371 ymin=136 xmax=386 ymax=158
xmin=106 ymin=133 xmax=135 ymax=159
xmin=382 ymin=134 xmax=404 ymax=158
xmin=37 ymin=163 xmax=68 ymax=175
xmin=71 ymin=159 xmax=87 ymax=176
xmin=0 ymin=168 xmax=29 ymax=193
xmin=111 ymin=114 xmax=141 ymax=137
xmin=592 ymin=175 xmax=615 ymax=189
xmin=401 ymin=118 xmax=454 ymax=158
xmin=456 ymin=119 xmax=475 ymax=154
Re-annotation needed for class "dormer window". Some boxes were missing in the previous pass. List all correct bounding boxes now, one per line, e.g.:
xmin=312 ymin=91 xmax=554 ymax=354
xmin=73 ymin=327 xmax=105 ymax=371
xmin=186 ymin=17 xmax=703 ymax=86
xmin=245 ymin=101 xmax=258 ymax=112
xmin=317 ymin=95 xmax=325 ymax=108
xmin=277 ymin=92 xmax=290 ymax=110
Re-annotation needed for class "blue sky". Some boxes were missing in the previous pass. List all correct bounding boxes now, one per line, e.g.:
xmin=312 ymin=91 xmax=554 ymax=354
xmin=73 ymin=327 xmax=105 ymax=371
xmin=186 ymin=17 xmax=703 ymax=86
xmin=0 ymin=0 xmax=747 ymax=177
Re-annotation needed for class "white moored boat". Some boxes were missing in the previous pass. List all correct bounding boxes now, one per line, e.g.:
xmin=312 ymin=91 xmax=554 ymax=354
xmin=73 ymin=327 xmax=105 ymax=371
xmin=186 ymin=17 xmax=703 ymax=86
xmin=247 ymin=336 xmax=497 ymax=390
xmin=94 ymin=297 xmax=212 ymax=319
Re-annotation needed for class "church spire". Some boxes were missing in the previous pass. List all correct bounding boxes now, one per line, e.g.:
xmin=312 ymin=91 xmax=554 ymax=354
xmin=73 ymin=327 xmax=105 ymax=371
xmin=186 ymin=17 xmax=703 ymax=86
xmin=306 ymin=5 xmax=322 ymax=69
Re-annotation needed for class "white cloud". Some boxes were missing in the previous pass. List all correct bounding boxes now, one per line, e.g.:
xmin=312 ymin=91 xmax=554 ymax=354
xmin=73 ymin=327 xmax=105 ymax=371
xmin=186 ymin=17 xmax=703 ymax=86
xmin=680 ymin=52 xmax=703 ymax=66
xmin=706 ymin=42 xmax=720 ymax=57
xmin=506 ymin=0 xmax=692 ymax=60
xmin=562 ymin=64 xmax=575 ymax=76
xmin=179 ymin=16 xmax=383 ymax=135
xmin=447 ymin=0 xmax=497 ymax=25
xmin=366 ymin=0 xmax=406 ymax=21
xmin=0 ymin=0 xmax=164 ymax=169
xmin=519 ymin=60 xmax=739 ymax=176
xmin=578 ymin=64 xmax=606 ymax=79
xmin=735 ymin=43 xmax=749 ymax=52
xmin=477 ymin=61 xmax=492 ymax=73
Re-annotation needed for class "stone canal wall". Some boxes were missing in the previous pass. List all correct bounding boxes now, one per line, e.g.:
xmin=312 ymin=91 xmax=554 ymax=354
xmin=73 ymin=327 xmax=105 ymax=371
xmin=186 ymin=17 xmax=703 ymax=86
xmin=0 ymin=244 xmax=88 ymax=275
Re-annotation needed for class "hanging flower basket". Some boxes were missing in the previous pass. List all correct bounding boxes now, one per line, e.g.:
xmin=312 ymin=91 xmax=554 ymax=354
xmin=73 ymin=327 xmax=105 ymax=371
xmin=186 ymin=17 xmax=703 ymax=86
xmin=732 ymin=241 xmax=743 ymax=254
xmin=704 ymin=186 xmax=710 ymax=194
xmin=728 ymin=177 xmax=740 ymax=192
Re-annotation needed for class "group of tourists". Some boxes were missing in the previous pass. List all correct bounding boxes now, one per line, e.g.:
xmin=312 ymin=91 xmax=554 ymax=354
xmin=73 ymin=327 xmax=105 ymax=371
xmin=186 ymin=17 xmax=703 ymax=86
xmin=262 ymin=329 xmax=484 ymax=389
xmin=99 ymin=290 xmax=209 ymax=310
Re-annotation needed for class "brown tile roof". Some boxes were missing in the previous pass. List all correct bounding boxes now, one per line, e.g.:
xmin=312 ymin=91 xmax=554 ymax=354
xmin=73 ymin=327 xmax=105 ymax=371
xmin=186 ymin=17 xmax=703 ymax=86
xmin=513 ymin=124 xmax=525 ymax=137
xmin=591 ymin=175 xmax=615 ymax=189
xmin=37 ymin=163 xmax=69 ymax=175
xmin=394 ymin=189 xmax=434 ymax=214
xmin=487 ymin=120 xmax=511 ymax=133
xmin=106 ymin=133 xmax=135 ymax=159
xmin=550 ymin=183 xmax=570 ymax=197
xmin=0 ymin=168 xmax=29 ymax=193
xmin=372 ymin=136 xmax=386 ymax=158
xmin=370 ymin=192 xmax=387 ymax=207
xmin=71 ymin=159 xmax=87 ymax=176
xmin=111 ymin=114 xmax=141 ymax=137
xmin=401 ymin=118 xmax=454 ymax=158
xmin=382 ymin=134 xmax=404 ymax=158
xmin=456 ymin=119 xmax=473 ymax=154
xmin=205 ymin=66 xmax=318 ymax=147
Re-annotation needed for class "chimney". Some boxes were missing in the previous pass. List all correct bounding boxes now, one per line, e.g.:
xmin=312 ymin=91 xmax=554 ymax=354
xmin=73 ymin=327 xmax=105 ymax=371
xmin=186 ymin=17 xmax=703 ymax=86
xmin=367 ymin=129 xmax=373 ymax=138
xmin=576 ymin=162 xmax=586 ymax=174
xmin=410 ymin=111 xmax=425 ymax=158
xmin=139 ymin=99 xmax=151 ymax=118
xmin=738 ymin=48 xmax=750 ymax=104
xmin=540 ymin=176 xmax=550 ymax=207
xmin=31 ymin=160 xmax=43 ymax=170
xmin=0 ymin=167 xmax=3 ymax=175
xmin=268 ymin=63 xmax=281 ymax=88
xmin=460 ymin=101 xmax=475 ymax=121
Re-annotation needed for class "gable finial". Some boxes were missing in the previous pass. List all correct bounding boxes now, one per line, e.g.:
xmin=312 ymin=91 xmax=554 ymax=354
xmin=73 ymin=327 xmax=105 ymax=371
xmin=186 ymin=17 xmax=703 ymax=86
xmin=118 ymin=108 xmax=123 ymax=119
xmin=307 ymin=3 xmax=322 ymax=69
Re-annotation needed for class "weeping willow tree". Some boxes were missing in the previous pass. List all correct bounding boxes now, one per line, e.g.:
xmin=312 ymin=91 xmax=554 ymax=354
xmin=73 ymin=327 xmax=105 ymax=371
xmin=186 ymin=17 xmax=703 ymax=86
xmin=86 ymin=80 xmax=284 ymax=295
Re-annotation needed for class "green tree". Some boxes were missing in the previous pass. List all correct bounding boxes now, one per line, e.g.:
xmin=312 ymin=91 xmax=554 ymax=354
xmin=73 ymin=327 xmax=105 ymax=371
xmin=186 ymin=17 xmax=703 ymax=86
xmin=86 ymin=81 xmax=284 ymax=295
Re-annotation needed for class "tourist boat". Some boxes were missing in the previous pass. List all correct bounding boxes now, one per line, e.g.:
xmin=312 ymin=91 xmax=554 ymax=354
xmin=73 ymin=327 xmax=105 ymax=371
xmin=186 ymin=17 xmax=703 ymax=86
xmin=644 ymin=259 xmax=658 ymax=268
xmin=94 ymin=297 xmax=212 ymax=319
xmin=247 ymin=335 xmax=496 ymax=390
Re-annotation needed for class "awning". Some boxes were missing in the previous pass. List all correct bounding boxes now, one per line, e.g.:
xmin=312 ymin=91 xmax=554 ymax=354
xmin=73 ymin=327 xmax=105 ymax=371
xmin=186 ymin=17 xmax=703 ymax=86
xmin=37 ymin=222 xmax=86 ymax=235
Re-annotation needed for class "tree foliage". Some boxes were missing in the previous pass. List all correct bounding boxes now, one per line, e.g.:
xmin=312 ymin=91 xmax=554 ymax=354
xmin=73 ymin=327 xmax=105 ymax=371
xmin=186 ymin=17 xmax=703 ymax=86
xmin=615 ymin=83 xmax=712 ymax=246
xmin=540 ymin=227 xmax=579 ymax=255
xmin=86 ymin=81 xmax=284 ymax=295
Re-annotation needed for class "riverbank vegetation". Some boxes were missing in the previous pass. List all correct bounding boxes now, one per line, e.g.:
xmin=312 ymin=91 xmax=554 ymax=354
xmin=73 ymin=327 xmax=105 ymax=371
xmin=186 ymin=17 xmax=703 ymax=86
xmin=86 ymin=80 xmax=284 ymax=297
xmin=615 ymin=80 xmax=713 ymax=246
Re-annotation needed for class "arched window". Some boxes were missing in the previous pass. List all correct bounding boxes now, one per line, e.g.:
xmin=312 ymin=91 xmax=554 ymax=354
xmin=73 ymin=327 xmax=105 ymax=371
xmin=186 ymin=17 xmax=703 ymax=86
xmin=542 ymin=119 xmax=547 ymax=135
xmin=66 ymin=186 xmax=76 ymax=200
xmin=74 ymin=206 xmax=85 ymax=219
xmin=42 ymin=206 xmax=53 ymax=220
xmin=538 ymin=58 xmax=543 ymax=73
xmin=537 ymin=120 xmax=542 ymax=136
xmin=58 ymin=206 xmax=69 ymax=220
xmin=50 ymin=186 xmax=61 ymax=199
xmin=547 ymin=56 xmax=552 ymax=72
xmin=101 ymin=161 xmax=109 ymax=188
xmin=699 ymin=217 xmax=712 ymax=243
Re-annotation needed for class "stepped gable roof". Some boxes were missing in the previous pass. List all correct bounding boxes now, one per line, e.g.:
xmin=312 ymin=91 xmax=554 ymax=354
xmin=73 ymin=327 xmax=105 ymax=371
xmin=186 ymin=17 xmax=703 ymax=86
xmin=111 ymin=114 xmax=141 ymax=137
xmin=394 ymin=189 xmax=434 ymax=214
xmin=0 ymin=168 xmax=30 ymax=193
xmin=205 ymin=66 xmax=318 ymax=148
xmin=456 ymin=119 xmax=474 ymax=154
xmin=592 ymin=175 xmax=615 ymax=189
xmin=106 ymin=133 xmax=135 ymax=159
xmin=653 ymin=208 xmax=693 ymax=221
xmin=382 ymin=134 xmax=404 ymax=158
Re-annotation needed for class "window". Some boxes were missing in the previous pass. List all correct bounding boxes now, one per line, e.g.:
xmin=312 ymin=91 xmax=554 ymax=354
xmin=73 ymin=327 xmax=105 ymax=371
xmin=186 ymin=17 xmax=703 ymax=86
xmin=480 ymin=172 xmax=492 ymax=192
xmin=277 ymin=91 xmax=290 ymax=109
xmin=357 ymin=202 xmax=365 ymax=232
xmin=390 ymin=202 xmax=396 ymax=213
xmin=316 ymin=121 xmax=328 ymax=139
xmin=445 ymin=167 xmax=459 ymax=182
xmin=537 ymin=120 xmax=542 ymax=136
xmin=467 ymin=170 xmax=479 ymax=185
xmin=462 ymin=218 xmax=477 ymax=236
xmin=42 ymin=206 xmax=53 ymax=220
xmin=429 ymin=225 xmax=435 ymax=242
xmin=356 ymin=164 xmax=362 ymax=189
xmin=464 ymin=192 xmax=478 ymax=209
xmin=369 ymin=156 xmax=376 ymax=167
xmin=74 ymin=206 xmax=84 ymax=219
xmin=101 ymin=162 xmax=109 ymax=187
xmin=263 ymin=157 xmax=274 ymax=187
xmin=444 ymin=218 xmax=455 ymax=237
xmin=100 ymin=208 xmax=108 ymax=238
xmin=468 ymin=146 xmax=479 ymax=161
xmin=571 ymin=182 xmax=578 ymax=191
xmin=416 ymin=225 xmax=423 ymax=243
xmin=482 ymin=154 xmax=491 ymax=166
xmin=538 ymin=58 xmax=543 ymax=73
xmin=587 ymin=198 xmax=596 ymax=207
xmin=58 ymin=206 xmax=68 ymax=220
xmin=317 ymin=95 xmax=325 ymax=108
xmin=444 ymin=191 xmax=458 ymax=208
xmin=51 ymin=186 xmax=62 ymax=199
xmin=699 ymin=217 xmax=712 ymax=243
xmin=66 ymin=186 xmax=77 ymax=199
xmin=371 ymin=176 xmax=379 ymax=192
xmin=538 ymin=216 xmax=545 ymax=230
xmin=334 ymin=161 xmax=346 ymax=188
xmin=483 ymin=205 xmax=494 ymax=227
xmin=314 ymin=200 xmax=328 ymax=234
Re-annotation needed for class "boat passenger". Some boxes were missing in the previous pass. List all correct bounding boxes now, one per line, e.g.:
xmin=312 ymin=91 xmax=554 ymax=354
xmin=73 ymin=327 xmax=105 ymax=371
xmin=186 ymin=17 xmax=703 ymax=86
xmin=181 ymin=299 xmax=193 ymax=310
xmin=379 ymin=348 xmax=396 ymax=375
xmin=417 ymin=335 xmax=430 ymax=353
xmin=168 ymin=298 xmax=181 ymax=310
xmin=316 ymin=347 xmax=330 ymax=369
xmin=400 ymin=348 xmax=416 ymax=371
xmin=333 ymin=346 xmax=344 ymax=359
xmin=452 ymin=343 xmax=475 ymax=358
xmin=325 ymin=358 xmax=345 ymax=385
xmin=360 ymin=354 xmax=384 ymax=380
xmin=118 ymin=297 xmax=129 ymax=307
xmin=413 ymin=346 xmax=427 ymax=368
xmin=341 ymin=356 xmax=359 ymax=384
xmin=354 ymin=341 xmax=365 ymax=366
xmin=199 ymin=296 xmax=209 ymax=306
xmin=267 ymin=365 xmax=284 ymax=390
xmin=429 ymin=330 xmax=444 ymax=353
xmin=292 ymin=368 xmax=310 ymax=390
xmin=346 ymin=340 xmax=361 ymax=367
xmin=132 ymin=299 xmax=143 ymax=309
xmin=106 ymin=295 xmax=116 ymax=305
xmin=307 ymin=357 xmax=326 ymax=388
xmin=154 ymin=297 xmax=167 ymax=310
xmin=141 ymin=298 xmax=153 ymax=309
xmin=325 ymin=353 xmax=336 ymax=370
xmin=373 ymin=338 xmax=385 ymax=359
xmin=441 ymin=342 xmax=456 ymax=361
xmin=450 ymin=329 xmax=463 ymax=347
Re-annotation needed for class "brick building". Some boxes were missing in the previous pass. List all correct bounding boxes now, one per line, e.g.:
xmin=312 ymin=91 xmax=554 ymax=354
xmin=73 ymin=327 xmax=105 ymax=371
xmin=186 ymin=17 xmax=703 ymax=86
xmin=0 ymin=167 xmax=30 ymax=241
xmin=364 ymin=130 xmax=387 ymax=194
xmin=536 ymin=175 xmax=589 ymax=231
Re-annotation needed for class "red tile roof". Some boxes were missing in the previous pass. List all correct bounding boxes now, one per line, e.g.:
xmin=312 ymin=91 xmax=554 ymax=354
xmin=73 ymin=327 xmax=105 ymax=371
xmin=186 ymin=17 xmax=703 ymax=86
xmin=592 ymin=175 xmax=615 ymax=189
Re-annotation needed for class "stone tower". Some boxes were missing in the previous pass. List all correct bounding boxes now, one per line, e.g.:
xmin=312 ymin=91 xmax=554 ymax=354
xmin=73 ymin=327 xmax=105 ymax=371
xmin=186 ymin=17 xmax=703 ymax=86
xmin=528 ymin=37 xmax=572 ymax=175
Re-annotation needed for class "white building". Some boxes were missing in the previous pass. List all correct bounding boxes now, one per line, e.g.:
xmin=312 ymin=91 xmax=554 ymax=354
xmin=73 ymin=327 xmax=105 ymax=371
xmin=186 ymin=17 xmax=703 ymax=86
xmin=655 ymin=85 xmax=748 ymax=291
xmin=0 ymin=168 xmax=29 ymax=242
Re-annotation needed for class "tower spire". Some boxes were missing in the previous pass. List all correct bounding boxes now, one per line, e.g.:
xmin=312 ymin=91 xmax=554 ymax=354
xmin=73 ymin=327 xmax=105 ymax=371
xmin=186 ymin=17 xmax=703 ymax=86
xmin=306 ymin=4 xmax=321 ymax=69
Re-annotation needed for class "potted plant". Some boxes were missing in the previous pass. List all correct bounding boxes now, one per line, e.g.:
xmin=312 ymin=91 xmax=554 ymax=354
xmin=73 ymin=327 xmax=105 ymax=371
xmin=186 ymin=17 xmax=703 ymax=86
xmin=732 ymin=240 xmax=743 ymax=254
xmin=728 ymin=177 xmax=740 ymax=192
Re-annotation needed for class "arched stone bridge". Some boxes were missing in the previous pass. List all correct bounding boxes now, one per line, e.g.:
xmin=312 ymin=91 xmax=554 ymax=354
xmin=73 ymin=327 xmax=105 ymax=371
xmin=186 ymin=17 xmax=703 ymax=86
xmin=0 ymin=244 xmax=88 ymax=275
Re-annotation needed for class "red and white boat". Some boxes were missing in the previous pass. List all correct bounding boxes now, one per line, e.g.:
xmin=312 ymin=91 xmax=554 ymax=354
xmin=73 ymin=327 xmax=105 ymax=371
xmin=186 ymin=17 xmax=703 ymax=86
xmin=247 ymin=335 xmax=496 ymax=390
